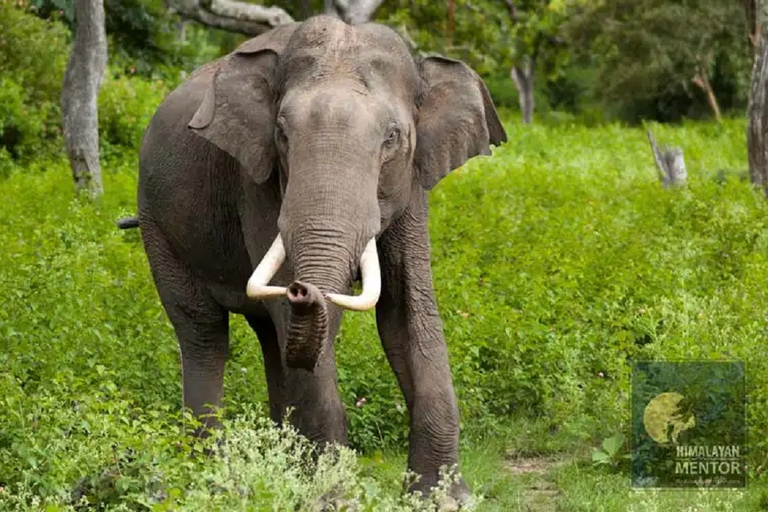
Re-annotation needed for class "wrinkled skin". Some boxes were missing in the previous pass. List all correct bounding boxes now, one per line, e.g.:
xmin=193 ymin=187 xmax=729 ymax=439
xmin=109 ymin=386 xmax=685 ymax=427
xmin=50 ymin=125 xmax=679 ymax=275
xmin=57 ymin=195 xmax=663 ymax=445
xmin=137 ymin=15 xmax=506 ymax=501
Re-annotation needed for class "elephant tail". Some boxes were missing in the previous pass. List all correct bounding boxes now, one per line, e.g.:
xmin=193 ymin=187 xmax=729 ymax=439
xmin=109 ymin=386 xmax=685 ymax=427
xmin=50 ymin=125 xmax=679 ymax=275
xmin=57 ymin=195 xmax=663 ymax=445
xmin=116 ymin=216 xmax=139 ymax=229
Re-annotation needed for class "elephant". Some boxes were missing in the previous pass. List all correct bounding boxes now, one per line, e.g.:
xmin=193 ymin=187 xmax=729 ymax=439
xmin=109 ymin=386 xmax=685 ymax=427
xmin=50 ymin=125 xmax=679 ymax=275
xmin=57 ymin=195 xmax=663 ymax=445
xmin=132 ymin=14 xmax=506 ymax=501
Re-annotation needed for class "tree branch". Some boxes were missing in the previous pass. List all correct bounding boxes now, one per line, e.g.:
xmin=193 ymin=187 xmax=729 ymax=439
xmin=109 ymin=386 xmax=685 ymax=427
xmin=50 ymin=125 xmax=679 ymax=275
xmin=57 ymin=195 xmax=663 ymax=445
xmin=169 ymin=0 xmax=293 ymax=36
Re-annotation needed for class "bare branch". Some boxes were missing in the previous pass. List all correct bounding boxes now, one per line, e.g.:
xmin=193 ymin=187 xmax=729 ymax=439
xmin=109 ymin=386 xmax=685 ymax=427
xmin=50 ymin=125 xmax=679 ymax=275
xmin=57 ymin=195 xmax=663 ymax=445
xmin=169 ymin=0 xmax=293 ymax=36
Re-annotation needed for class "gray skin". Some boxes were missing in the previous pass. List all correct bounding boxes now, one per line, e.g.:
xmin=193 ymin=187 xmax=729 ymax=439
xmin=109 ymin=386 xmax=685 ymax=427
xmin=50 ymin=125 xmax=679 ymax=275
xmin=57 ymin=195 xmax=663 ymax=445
xmin=137 ymin=15 xmax=506 ymax=500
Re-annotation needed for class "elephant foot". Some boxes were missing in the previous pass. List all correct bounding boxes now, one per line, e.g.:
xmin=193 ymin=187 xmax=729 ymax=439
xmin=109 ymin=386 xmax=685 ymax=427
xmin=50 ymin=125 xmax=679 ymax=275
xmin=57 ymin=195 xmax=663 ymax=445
xmin=408 ymin=475 xmax=475 ymax=510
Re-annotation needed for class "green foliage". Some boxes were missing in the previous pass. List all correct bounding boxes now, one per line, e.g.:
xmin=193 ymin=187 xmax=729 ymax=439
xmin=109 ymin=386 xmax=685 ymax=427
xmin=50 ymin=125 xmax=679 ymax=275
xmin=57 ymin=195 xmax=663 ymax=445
xmin=591 ymin=433 xmax=628 ymax=469
xmin=0 ymin=2 xmax=178 ymax=160
xmin=0 ymin=1 xmax=69 ymax=104
xmin=98 ymin=73 xmax=170 ymax=150
xmin=563 ymin=0 xmax=751 ymax=122
xmin=0 ymin=78 xmax=55 ymax=164
xmin=29 ymin=0 xmax=194 ymax=78
xmin=336 ymin=118 xmax=768 ymax=460
xmin=2 ymin=119 xmax=768 ymax=507
xmin=0 ymin=2 xmax=69 ymax=162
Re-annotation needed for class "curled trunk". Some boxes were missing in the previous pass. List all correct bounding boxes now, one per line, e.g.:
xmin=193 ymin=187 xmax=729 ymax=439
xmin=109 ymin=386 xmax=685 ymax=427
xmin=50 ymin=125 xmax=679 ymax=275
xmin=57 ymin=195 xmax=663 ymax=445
xmin=285 ymin=281 xmax=329 ymax=370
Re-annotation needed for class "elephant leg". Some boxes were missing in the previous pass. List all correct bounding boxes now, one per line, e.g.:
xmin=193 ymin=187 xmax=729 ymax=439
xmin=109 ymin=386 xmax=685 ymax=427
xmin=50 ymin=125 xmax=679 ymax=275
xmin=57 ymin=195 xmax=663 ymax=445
xmin=375 ymin=192 xmax=470 ymax=500
xmin=247 ymin=305 xmax=348 ymax=445
xmin=174 ymin=309 xmax=229 ymax=433
xmin=265 ymin=303 xmax=348 ymax=446
xmin=140 ymin=218 xmax=229 ymax=434
xmin=245 ymin=315 xmax=285 ymax=423
xmin=282 ymin=344 xmax=348 ymax=446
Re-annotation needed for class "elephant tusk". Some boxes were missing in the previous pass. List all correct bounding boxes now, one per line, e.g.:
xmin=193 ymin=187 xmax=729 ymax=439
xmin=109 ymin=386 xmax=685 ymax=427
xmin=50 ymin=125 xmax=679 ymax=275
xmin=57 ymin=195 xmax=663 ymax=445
xmin=326 ymin=238 xmax=381 ymax=311
xmin=246 ymin=235 xmax=288 ymax=299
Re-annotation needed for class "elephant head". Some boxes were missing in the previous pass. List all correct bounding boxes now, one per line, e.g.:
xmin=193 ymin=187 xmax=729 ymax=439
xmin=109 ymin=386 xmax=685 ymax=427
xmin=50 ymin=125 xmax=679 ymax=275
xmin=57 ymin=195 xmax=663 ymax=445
xmin=188 ymin=16 xmax=506 ymax=371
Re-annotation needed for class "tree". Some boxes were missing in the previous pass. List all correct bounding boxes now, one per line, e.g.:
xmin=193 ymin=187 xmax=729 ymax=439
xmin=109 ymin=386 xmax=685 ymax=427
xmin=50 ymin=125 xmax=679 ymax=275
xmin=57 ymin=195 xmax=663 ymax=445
xmin=564 ymin=0 xmax=749 ymax=123
xmin=502 ymin=0 xmax=568 ymax=124
xmin=61 ymin=0 xmax=108 ymax=197
xmin=745 ymin=0 xmax=768 ymax=194
xmin=377 ymin=0 xmax=581 ymax=124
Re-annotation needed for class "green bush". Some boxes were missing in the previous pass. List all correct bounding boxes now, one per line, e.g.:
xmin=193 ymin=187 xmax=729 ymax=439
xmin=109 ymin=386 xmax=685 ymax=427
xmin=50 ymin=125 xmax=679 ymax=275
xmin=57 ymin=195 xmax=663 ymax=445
xmin=0 ymin=3 xmax=69 ymax=162
xmin=98 ymin=72 xmax=170 ymax=150
xmin=0 ymin=2 xmax=69 ymax=104
xmin=0 ymin=78 xmax=55 ymax=163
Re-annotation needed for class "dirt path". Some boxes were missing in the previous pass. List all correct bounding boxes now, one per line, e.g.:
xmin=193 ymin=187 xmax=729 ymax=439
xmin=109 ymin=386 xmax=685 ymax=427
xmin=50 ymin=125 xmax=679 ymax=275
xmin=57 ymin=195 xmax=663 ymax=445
xmin=505 ymin=455 xmax=569 ymax=512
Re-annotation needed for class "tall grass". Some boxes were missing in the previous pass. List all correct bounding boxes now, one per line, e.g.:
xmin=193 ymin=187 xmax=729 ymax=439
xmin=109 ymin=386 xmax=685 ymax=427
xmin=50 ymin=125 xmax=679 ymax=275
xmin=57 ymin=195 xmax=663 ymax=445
xmin=1 ymin=118 xmax=766 ymax=509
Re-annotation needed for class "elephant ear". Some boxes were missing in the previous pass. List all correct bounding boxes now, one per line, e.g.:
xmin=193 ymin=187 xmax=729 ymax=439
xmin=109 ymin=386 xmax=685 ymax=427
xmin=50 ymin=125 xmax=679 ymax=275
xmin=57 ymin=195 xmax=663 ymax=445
xmin=414 ymin=55 xmax=507 ymax=190
xmin=188 ymin=24 xmax=298 ymax=184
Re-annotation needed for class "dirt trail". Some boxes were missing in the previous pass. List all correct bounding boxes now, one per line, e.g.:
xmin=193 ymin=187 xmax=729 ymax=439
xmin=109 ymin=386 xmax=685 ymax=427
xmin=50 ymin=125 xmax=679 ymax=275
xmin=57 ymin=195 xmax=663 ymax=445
xmin=505 ymin=455 xmax=568 ymax=512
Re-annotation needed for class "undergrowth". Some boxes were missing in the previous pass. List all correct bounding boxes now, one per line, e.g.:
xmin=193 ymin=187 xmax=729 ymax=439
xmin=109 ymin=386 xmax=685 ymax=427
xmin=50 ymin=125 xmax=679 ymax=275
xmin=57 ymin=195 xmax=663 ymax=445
xmin=1 ymin=118 xmax=766 ymax=508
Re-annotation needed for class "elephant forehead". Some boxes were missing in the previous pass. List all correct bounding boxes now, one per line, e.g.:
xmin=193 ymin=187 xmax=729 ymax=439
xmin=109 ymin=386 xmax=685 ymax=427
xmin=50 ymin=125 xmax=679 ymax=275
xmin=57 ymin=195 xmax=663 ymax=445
xmin=281 ymin=85 xmax=376 ymax=132
xmin=278 ymin=18 xmax=417 ymax=94
xmin=281 ymin=51 xmax=406 ymax=84
xmin=285 ymin=15 xmax=410 ymax=56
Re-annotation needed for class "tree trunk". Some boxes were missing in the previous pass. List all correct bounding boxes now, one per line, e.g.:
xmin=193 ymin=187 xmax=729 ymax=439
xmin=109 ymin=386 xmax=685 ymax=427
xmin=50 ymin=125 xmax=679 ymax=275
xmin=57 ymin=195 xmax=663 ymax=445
xmin=647 ymin=128 xmax=687 ymax=188
xmin=61 ymin=0 xmax=107 ymax=197
xmin=511 ymin=58 xmax=535 ymax=124
xmin=324 ymin=0 xmax=384 ymax=24
xmin=748 ymin=37 xmax=768 ymax=195
xmin=693 ymin=68 xmax=722 ymax=122
xmin=742 ymin=0 xmax=761 ymax=48
xmin=177 ymin=18 xmax=187 ymax=42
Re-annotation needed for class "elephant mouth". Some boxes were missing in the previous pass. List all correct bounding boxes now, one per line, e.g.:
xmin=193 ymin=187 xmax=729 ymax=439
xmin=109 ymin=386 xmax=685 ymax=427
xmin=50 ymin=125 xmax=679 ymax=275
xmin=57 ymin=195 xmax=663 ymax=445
xmin=245 ymin=234 xmax=381 ymax=371
xmin=245 ymin=234 xmax=381 ymax=311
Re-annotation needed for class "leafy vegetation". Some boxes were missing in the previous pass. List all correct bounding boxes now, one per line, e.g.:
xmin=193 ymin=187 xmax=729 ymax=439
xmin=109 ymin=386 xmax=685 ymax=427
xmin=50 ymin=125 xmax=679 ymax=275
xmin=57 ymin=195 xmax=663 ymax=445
xmin=1 ymin=118 xmax=767 ymax=508
xmin=0 ymin=2 xmax=69 ymax=164
xmin=564 ymin=0 xmax=750 ymax=122
xmin=2 ymin=0 xmax=768 ymax=508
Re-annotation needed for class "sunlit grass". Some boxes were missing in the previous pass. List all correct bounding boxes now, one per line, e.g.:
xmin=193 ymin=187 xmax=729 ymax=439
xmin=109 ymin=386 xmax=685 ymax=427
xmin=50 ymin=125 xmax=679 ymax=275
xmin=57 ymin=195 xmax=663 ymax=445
xmin=1 ymin=118 xmax=767 ymax=509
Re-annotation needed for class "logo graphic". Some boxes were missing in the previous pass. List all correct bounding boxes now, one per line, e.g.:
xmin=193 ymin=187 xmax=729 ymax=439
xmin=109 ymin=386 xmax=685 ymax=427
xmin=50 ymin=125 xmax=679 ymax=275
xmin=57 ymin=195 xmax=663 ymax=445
xmin=631 ymin=361 xmax=746 ymax=489
xmin=643 ymin=392 xmax=695 ymax=444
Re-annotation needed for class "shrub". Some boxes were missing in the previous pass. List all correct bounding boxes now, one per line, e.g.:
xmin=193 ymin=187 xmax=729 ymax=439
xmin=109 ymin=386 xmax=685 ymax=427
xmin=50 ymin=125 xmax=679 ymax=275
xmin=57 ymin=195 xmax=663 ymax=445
xmin=0 ymin=2 xmax=69 ymax=162
xmin=0 ymin=2 xmax=69 ymax=105
xmin=2 ymin=119 xmax=767 ymax=506
xmin=0 ymin=78 xmax=55 ymax=162
xmin=98 ymin=72 xmax=170 ymax=150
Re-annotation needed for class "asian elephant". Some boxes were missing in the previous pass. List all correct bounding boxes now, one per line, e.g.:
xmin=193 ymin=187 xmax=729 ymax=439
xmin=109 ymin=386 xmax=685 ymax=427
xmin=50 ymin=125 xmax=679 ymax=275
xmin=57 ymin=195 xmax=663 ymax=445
xmin=135 ymin=14 xmax=506 ymax=500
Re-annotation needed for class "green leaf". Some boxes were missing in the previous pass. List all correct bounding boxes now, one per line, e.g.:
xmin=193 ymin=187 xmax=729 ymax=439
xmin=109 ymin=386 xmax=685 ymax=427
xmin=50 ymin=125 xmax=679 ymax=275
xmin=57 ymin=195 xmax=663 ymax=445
xmin=601 ymin=433 xmax=625 ymax=457
xmin=591 ymin=449 xmax=611 ymax=465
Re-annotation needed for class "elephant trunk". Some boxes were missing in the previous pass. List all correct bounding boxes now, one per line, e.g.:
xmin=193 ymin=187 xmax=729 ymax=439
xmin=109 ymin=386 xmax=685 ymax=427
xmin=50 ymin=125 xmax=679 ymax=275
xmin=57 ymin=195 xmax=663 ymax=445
xmin=249 ymin=145 xmax=383 ymax=371
xmin=245 ymin=232 xmax=382 ymax=371
xmin=282 ymin=225 xmax=355 ymax=370
xmin=285 ymin=281 xmax=328 ymax=371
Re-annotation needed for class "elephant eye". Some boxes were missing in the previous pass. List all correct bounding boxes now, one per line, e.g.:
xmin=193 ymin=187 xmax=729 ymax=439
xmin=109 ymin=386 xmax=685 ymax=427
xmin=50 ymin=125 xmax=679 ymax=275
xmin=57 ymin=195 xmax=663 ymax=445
xmin=384 ymin=127 xmax=401 ymax=148
xmin=275 ymin=123 xmax=288 ymax=146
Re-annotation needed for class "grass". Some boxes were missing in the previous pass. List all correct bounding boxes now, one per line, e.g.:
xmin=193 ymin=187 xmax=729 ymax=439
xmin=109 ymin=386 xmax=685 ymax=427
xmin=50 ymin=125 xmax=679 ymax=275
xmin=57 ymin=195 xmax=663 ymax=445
xmin=1 ymin=117 xmax=768 ymax=509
